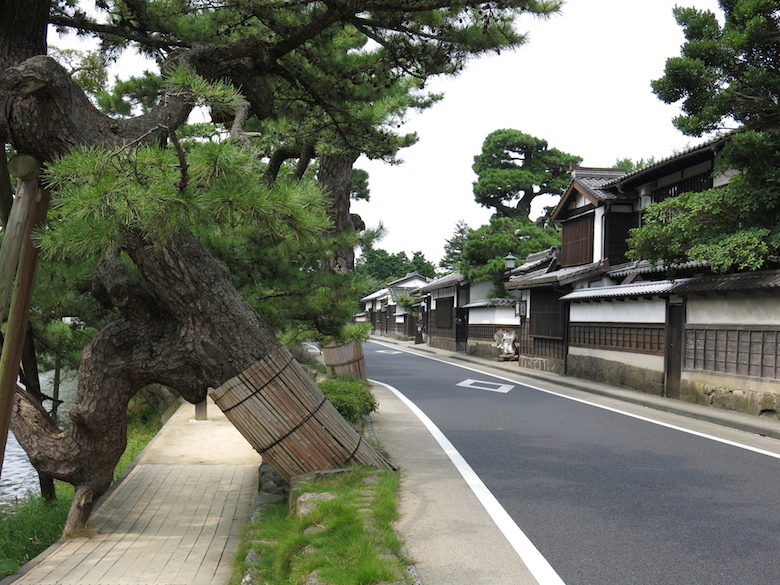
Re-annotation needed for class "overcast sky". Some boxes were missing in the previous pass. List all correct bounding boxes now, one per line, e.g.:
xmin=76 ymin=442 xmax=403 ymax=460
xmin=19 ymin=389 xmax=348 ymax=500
xmin=352 ymin=0 xmax=724 ymax=265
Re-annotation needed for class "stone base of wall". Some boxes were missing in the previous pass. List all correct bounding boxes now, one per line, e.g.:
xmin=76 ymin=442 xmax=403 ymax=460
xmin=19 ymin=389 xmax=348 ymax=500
xmin=467 ymin=341 xmax=501 ymax=360
xmin=518 ymin=355 xmax=565 ymax=376
xmin=567 ymin=354 xmax=664 ymax=396
xmin=429 ymin=336 xmax=457 ymax=352
xmin=680 ymin=378 xmax=780 ymax=420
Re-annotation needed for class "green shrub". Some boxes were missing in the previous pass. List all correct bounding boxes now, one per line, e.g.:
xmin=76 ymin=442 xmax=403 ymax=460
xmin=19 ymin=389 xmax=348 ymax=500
xmin=318 ymin=377 xmax=378 ymax=424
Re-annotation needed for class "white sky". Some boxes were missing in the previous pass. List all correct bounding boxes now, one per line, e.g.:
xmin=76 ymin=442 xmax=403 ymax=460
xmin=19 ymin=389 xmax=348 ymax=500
xmin=56 ymin=0 xmax=724 ymax=266
xmin=352 ymin=0 xmax=724 ymax=265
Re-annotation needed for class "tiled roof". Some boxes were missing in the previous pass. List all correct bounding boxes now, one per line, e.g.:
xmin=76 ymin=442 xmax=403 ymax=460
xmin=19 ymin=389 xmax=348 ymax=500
xmin=560 ymin=280 xmax=681 ymax=301
xmin=509 ymin=247 xmax=558 ymax=275
xmin=559 ymin=269 xmax=780 ymax=301
xmin=574 ymin=176 xmax=620 ymax=202
xmin=387 ymin=271 xmax=432 ymax=287
xmin=463 ymin=298 xmax=517 ymax=309
xmin=416 ymin=271 xmax=468 ymax=293
xmin=507 ymin=262 xmax=604 ymax=289
xmin=608 ymin=259 xmax=707 ymax=277
xmin=360 ymin=288 xmax=388 ymax=302
xmin=604 ymin=131 xmax=734 ymax=189
xmin=671 ymin=269 xmax=780 ymax=294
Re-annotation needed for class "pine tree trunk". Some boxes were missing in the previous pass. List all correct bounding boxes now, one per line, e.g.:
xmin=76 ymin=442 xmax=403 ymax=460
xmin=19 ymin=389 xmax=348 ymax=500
xmin=318 ymin=152 xmax=360 ymax=274
xmin=12 ymin=231 xmax=393 ymax=534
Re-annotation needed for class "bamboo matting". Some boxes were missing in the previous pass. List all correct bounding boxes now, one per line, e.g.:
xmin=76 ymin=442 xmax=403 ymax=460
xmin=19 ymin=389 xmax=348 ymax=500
xmin=322 ymin=342 xmax=366 ymax=378
xmin=211 ymin=345 xmax=391 ymax=481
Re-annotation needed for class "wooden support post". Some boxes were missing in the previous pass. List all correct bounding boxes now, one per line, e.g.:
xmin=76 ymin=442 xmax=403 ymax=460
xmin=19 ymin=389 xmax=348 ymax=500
xmin=0 ymin=157 xmax=48 ymax=477
xmin=195 ymin=399 xmax=208 ymax=421
xmin=0 ymin=149 xmax=12 ymax=227
xmin=0 ymin=177 xmax=38 ymax=323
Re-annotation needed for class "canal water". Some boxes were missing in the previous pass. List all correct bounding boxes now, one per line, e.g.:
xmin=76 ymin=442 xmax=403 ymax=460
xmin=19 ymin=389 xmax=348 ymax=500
xmin=0 ymin=371 xmax=78 ymax=509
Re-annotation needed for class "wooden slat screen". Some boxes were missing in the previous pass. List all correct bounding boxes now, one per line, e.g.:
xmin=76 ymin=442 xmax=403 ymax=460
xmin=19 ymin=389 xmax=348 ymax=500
xmin=529 ymin=288 xmax=566 ymax=339
xmin=560 ymin=213 xmax=594 ymax=267
xmin=651 ymin=171 xmax=713 ymax=203
xmin=685 ymin=326 xmax=780 ymax=380
xmin=569 ymin=322 xmax=665 ymax=355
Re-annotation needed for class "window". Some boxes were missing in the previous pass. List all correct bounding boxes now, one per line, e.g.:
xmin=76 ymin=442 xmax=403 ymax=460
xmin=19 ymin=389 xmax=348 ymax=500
xmin=651 ymin=172 xmax=713 ymax=203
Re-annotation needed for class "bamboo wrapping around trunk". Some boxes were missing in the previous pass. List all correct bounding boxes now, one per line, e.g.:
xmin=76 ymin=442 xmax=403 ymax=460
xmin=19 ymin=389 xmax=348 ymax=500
xmin=322 ymin=342 xmax=366 ymax=378
xmin=211 ymin=345 xmax=392 ymax=481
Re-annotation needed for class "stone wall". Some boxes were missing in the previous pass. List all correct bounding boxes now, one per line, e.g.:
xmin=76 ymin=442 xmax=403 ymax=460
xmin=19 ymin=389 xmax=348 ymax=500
xmin=567 ymin=353 xmax=665 ymax=396
xmin=680 ymin=376 xmax=780 ymax=420
xmin=519 ymin=355 xmax=565 ymax=375
xmin=429 ymin=335 xmax=458 ymax=352
xmin=466 ymin=340 xmax=501 ymax=359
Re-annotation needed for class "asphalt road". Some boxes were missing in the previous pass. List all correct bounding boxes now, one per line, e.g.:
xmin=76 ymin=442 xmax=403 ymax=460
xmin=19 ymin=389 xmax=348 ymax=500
xmin=364 ymin=340 xmax=780 ymax=585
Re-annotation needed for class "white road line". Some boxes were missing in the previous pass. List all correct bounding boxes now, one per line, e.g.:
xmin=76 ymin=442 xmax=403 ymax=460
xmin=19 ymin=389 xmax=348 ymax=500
xmin=369 ymin=340 xmax=780 ymax=461
xmin=371 ymin=378 xmax=567 ymax=585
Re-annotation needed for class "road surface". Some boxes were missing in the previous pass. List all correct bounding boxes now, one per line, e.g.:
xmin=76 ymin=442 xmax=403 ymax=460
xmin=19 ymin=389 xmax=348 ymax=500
xmin=364 ymin=340 xmax=780 ymax=585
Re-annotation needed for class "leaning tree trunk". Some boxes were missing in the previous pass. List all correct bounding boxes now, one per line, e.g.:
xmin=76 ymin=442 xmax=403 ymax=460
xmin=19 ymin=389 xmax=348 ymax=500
xmin=11 ymin=231 xmax=392 ymax=534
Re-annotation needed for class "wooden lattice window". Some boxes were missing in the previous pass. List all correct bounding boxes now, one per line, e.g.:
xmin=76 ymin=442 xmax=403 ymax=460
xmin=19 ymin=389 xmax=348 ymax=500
xmin=685 ymin=326 xmax=780 ymax=380
xmin=569 ymin=323 xmax=665 ymax=355
xmin=652 ymin=171 xmax=713 ymax=203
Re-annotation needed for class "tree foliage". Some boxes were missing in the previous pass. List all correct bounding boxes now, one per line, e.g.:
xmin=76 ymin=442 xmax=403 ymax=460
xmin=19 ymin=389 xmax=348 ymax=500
xmin=440 ymin=219 xmax=470 ymax=270
xmin=472 ymin=129 xmax=581 ymax=219
xmin=356 ymin=246 xmax=437 ymax=284
xmin=651 ymin=0 xmax=780 ymax=136
xmin=613 ymin=157 xmax=657 ymax=173
xmin=458 ymin=216 xmax=560 ymax=295
xmin=630 ymin=1 xmax=780 ymax=272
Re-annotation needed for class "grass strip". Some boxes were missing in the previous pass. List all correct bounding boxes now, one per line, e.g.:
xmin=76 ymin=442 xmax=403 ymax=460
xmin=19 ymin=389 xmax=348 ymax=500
xmin=234 ymin=466 xmax=411 ymax=585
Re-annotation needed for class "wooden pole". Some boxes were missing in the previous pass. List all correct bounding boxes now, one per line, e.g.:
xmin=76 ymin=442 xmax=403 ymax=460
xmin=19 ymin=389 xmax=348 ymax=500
xmin=0 ymin=149 xmax=12 ymax=227
xmin=0 ymin=171 xmax=39 ymax=324
xmin=0 ymin=157 xmax=48 ymax=477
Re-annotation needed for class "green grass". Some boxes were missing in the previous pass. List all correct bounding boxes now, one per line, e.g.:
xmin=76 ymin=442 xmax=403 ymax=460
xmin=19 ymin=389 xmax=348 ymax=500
xmin=0 ymin=394 xmax=174 ymax=578
xmin=233 ymin=466 xmax=411 ymax=585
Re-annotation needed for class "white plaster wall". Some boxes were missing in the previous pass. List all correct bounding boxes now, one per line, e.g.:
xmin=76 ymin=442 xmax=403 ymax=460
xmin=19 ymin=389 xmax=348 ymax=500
xmin=569 ymin=298 xmax=666 ymax=323
xmin=470 ymin=281 xmax=493 ymax=300
xmin=593 ymin=207 xmax=605 ymax=262
xmin=568 ymin=346 xmax=664 ymax=371
xmin=687 ymin=293 xmax=780 ymax=326
xmin=469 ymin=307 xmax=520 ymax=326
